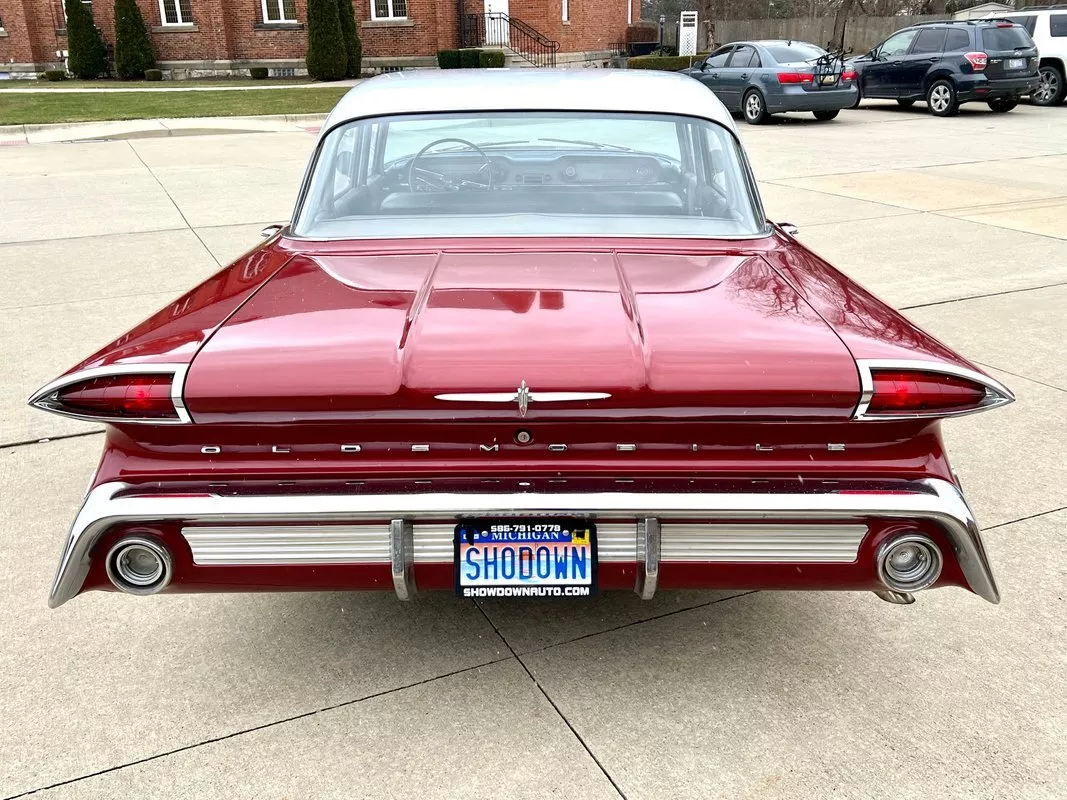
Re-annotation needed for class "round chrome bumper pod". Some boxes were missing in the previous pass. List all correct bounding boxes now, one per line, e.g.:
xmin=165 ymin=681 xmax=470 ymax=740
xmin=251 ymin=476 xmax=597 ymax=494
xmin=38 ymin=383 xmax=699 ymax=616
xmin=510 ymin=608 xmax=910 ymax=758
xmin=876 ymin=533 xmax=943 ymax=593
xmin=105 ymin=536 xmax=173 ymax=596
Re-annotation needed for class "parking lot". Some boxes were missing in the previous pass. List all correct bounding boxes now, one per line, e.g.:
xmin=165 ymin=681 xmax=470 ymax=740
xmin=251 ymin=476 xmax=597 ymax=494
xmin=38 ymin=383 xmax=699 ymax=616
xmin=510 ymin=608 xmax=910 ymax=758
xmin=1 ymin=100 xmax=1065 ymax=799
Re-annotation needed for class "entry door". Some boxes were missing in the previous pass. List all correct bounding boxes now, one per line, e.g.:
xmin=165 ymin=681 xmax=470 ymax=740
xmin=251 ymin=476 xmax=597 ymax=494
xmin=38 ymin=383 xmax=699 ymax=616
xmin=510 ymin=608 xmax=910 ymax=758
xmin=484 ymin=0 xmax=510 ymax=46
xmin=864 ymin=29 xmax=919 ymax=97
xmin=717 ymin=45 xmax=758 ymax=111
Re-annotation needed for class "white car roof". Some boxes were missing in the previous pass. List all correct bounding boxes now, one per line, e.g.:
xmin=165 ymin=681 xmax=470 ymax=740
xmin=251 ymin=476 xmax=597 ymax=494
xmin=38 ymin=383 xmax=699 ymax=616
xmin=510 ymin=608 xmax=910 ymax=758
xmin=322 ymin=68 xmax=736 ymax=133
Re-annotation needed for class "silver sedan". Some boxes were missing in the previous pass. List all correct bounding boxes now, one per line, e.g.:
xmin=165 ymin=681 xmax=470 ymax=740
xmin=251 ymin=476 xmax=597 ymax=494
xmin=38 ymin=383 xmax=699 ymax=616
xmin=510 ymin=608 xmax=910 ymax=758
xmin=681 ymin=40 xmax=859 ymax=124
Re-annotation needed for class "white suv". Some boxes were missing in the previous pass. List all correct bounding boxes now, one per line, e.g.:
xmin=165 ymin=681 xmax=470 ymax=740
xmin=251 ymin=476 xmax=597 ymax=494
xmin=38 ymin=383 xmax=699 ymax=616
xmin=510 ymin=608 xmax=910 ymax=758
xmin=992 ymin=7 xmax=1067 ymax=105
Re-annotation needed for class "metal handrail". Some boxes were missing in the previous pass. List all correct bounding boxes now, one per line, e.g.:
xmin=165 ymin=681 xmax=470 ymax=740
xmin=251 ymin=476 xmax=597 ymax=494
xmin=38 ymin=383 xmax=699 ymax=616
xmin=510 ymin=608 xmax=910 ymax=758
xmin=461 ymin=12 xmax=560 ymax=68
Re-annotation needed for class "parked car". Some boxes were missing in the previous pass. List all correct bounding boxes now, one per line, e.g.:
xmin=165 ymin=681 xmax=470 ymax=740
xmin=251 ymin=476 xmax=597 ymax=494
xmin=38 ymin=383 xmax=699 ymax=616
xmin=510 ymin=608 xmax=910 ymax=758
xmin=849 ymin=19 xmax=1040 ymax=116
xmin=680 ymin=40 xmax=859 ymax=124
xmin=30 ymin=70 xmax=1012 ymax=610
xmin=989 ymin=7 xmax=1067 ymax=106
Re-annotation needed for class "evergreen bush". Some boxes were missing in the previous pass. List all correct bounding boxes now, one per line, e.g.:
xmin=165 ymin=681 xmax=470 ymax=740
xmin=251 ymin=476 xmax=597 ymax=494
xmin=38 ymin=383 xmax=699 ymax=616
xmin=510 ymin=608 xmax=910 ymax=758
xmin=145 ymin=68 xmax=163 ymax=81
xmin=479 ymin=50 xmax=505 ymax=68
xmin=113 ymin=0 xmax=156 ymax=80
xmin=437 ymin=50 xmax=461 ymax=69
xmin=459 ymin=48 xmax=482 ymax=68
xmin=45 ymin=69 xmax=68 ymax=81
xmin=337 ymin=0 xmax=362 ymax=79
xmin=64 ymin=0 xmax=109 ymax=79
xmin=250 ymin=67 xmax=269 ymax=79
xmin=306 ymin=0 xmax=347 ymax=81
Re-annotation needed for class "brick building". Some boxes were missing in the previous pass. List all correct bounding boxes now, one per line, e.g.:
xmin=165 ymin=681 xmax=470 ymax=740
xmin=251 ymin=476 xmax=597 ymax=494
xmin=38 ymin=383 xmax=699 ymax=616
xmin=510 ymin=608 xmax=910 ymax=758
xmin=0 ymin=0 xmax=637 ymax=78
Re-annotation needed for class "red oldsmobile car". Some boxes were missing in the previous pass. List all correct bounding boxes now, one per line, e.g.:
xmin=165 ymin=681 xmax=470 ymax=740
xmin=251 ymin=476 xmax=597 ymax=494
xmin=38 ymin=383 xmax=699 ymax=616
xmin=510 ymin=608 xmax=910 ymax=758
xmin=32 ymin=70 xmax=1013 ymax=609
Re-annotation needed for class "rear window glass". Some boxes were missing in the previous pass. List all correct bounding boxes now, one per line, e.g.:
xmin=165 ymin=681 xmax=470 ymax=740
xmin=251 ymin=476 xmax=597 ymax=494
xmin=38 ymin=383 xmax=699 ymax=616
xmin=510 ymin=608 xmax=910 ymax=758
xmin=1051 ymin=14 xmax=1067 ymax=37
xmin=945 ymin=29 xmax=970 ymax=51
xmin=763 ymin=43 xmax=825 ymax=63
xmin=1000 ymin=15 xmax=1037 ymax=36
xmin=981 ymin=25 xmax=1034 ymax=51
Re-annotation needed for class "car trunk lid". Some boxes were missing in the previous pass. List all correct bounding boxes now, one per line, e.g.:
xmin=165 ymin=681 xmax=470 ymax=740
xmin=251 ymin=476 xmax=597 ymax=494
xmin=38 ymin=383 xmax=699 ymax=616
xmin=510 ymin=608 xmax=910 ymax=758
xmin=182 ymin=247 xmax=861 ymax=422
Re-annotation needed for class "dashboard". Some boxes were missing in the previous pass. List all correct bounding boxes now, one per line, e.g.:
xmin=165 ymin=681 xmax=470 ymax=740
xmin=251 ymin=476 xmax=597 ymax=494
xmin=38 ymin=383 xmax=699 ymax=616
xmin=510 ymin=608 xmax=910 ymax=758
xmin=408 ymin=152 xmax=671 ymax=188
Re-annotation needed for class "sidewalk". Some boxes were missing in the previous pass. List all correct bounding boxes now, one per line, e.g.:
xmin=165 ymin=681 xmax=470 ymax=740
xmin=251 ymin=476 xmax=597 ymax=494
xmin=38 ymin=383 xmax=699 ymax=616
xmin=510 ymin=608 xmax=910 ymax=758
xmin=0 ymin=113 xmax=328 ymax=145
xmin=0 ymin=78 xmax=362 ymax=93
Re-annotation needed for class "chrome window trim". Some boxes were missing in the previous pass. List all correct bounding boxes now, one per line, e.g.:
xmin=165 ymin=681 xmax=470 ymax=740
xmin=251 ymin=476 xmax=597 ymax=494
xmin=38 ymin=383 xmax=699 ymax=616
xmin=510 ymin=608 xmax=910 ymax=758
xmin=48 ymin=477 xmax=999 ymax=608
xmin=27 ymin=363 xmax=192 ymax=425
xmin=852 ymin=358 xmax=1015 ymax=421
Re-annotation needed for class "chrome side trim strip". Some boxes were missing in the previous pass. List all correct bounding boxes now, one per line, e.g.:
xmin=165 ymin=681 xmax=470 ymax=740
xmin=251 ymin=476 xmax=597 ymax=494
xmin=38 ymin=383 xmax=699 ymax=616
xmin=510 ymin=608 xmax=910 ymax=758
xmin=660 ymin=524 xmax=867 ymax=562
xmin=48 ymin=478 xmax=1000 ymax=607
xmin=435 ymin=392 xmax=612 ymax=403
xmin=853 ymin=359 xmax=1015 ymax=421
xmin=182 ymin=525 xmax=391 ymax=564
xmin=635 ymin=517 xmax=660 ymax=600
xmin=27 ymin=363 xmax=193 ymax=425
xmin=391 ymin=519 xmax=415 ymax=600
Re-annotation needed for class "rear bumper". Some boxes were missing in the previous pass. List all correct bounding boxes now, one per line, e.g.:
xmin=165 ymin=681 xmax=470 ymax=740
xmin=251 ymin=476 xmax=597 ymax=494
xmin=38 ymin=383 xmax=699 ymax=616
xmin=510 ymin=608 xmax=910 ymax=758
xmin=50 ymin=478 xmax=999 ymax=607
xmin=768 ymin=85 xmax=859 ymax=113
xmin=957 ymin=74 xmax=1039 ymax=100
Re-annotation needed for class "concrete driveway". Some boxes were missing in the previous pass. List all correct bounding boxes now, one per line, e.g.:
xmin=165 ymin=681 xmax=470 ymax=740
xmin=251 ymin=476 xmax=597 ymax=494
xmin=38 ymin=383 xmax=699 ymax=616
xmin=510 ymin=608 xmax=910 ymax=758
xmin=1 ymin=100 xmax=1065 ymax=799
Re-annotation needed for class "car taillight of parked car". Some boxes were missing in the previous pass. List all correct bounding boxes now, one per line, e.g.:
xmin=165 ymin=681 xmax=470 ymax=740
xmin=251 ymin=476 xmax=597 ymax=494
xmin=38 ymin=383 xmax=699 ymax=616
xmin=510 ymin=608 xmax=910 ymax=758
xmin=964 ymin=52 xmax=988 ymax=71
xmin=777 ymin=72 xmax=814 ymax=84
xmin=840 ymin=69 xmax=858 ymax=81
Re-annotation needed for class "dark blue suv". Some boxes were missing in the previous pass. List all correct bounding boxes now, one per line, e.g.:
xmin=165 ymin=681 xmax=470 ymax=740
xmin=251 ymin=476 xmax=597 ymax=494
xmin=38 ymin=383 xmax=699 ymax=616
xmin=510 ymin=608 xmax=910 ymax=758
xmin=849 ymin=20 xmax=1040 ymax=116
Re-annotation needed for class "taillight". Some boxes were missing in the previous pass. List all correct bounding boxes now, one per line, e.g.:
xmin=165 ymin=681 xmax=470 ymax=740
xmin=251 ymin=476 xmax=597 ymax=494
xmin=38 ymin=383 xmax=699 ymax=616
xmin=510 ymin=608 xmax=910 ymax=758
xmin=854 ymin=361 xmax=1014 ymax=420
xmin=28 ymin=367 xmax=189 ymax=423
xmin=777 ymin=71 xmax=814 ymax=84
xmin=840 ymin=69 xmax=858 ymax=81
xmin=964 ymin=52 xmax=987 ymax=71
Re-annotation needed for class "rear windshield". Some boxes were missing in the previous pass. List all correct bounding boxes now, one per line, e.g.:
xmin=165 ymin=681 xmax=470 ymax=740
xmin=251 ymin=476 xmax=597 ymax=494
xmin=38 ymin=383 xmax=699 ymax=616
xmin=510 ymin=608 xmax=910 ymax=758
xmin=981 ymin=25 xmax=1034 ymax=51
xmin=998 ymin=15 xmax=1036 ymax=36
xmin=763 ymin=43 xmax=825 ymax=63
xmin=293 ymin=111 xmax=765 ymax=240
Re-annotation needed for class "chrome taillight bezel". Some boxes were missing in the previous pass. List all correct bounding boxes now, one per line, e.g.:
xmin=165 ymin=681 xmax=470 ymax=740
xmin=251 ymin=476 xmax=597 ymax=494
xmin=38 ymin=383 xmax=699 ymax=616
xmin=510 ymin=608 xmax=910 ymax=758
xmin=27 ymin=363 xmax=192 ymax=424
xmin=853 ymin=359 xmax=1015 ymax=421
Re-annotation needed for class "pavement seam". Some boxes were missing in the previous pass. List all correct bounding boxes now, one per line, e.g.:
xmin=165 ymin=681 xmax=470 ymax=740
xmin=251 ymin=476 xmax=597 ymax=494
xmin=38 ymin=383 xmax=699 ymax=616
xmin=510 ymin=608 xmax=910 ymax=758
xmin=985 ymin=506 xmax=1067 ymax=531
xmin=974 ymin=361 xmax=1067 ymax=394
xmin=0 ymin=220 xmax=284 ymax=251
xmin=929 ymin=210 xmax=1067 ymax=245
xmin=0 ymin=430 xmax=103 ymax=451
xmin=2 ymin=656 xmax=515 ymax=800
xmin=473 ymin=602 xmax=630 ymax=800
xmin=899 ymin=280 xmax=1067 ymax=311
xmin=125 ymin=140 xmax=222 ymax=267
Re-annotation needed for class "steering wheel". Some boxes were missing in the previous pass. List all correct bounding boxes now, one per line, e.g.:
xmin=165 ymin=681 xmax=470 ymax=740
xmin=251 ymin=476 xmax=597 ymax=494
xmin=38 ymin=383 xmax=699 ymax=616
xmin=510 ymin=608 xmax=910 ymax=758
xmin=408 ymin=138 xmax=494 ymax=193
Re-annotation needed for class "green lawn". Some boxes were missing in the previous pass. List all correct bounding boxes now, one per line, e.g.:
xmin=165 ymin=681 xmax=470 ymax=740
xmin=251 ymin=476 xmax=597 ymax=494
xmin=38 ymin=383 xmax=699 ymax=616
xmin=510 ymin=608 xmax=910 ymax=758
xmin=0 ymin=87 xmax=350 ymax=125
xmin=0 ymin=77 xmax=315 ymax=89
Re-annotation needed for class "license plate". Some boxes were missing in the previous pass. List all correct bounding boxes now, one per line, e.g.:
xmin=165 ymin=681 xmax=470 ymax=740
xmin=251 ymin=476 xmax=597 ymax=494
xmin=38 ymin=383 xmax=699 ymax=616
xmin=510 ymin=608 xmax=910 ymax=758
xmin=454 ymin=518 xmax=597 ymax=598
xmin=820 ymin=74 xmax=837 ymax=85
xmin=1008 ymin=58 xmax=1026 ymax=69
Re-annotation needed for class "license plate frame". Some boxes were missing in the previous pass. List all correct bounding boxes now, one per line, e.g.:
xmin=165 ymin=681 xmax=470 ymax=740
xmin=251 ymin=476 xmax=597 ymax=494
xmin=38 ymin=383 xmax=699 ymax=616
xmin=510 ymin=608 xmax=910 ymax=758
xmin=1008 ymin=58 xmax=1026 ymax=70
xmin=820 ymin=74 xmax=838 ymax=85
xmin=454 ymin=518 xmax=598 ymax=599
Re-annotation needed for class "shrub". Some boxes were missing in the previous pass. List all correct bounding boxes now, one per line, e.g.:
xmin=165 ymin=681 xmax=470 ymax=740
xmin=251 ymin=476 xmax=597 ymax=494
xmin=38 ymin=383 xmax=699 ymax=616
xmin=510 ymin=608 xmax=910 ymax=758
xmin=625 ymin=23 xmax=658 ymax=43
xmin=437 ymin=49 xmax=461 ymax=69
xmin=65 ymin=0 xmax=109 ymax=79
xmin=145 ymin=68 xmax=163 ymax=81
xmin=459 ymin=48 xmax=482 ymax=68
xmin=336 ymin=0 xmax=362 ymax=79
xmin=479 ymin=50 xmax=506 ymax=68
xmin=627 ymin=55 xmax=704 ymax=71
xmin=44 ymin=69 xmax=68 ymax=82
xmin=250 ymin=66 xmax=269 ymax=79
xmin=306 ymin=0 xmax=347 ymax=81
xmin=113 ymin=0 xmax=156 ymax=79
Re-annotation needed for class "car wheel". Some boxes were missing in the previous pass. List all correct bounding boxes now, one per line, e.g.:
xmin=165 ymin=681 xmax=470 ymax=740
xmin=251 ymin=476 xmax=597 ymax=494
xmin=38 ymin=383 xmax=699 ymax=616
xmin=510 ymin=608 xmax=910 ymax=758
xmin=987 ymin=99 xmax=1017 ymax=113
xmin=812 ymin=109 xmax=839 ymax=121
xmin=742 ymin=89 xmax=770 ymax=125
xmin=897 ymin=99 xmax=915 ymax=108
xmin=926 ymin=79 xmax=959 ymax=117
xmin=1031 ymin=64 xmax=1066 ymax=107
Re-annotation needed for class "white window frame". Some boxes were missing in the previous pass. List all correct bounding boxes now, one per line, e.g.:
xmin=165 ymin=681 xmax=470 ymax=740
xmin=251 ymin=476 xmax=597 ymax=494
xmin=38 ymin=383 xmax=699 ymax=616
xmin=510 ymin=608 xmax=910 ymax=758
xmin=627 ymin=0 xmax=632 ymax=25
xmin=262 ymin=0 xmax=299 ymax=24
xmin=158 ymin=0 xmax=192 ymax=26
xmin=62 ymin=0 xmax=92 ymax=23
xmin=562 ymin=0 xmax=569 ymax=22
xmin=371 ymin=0 xmax=407 ymax=20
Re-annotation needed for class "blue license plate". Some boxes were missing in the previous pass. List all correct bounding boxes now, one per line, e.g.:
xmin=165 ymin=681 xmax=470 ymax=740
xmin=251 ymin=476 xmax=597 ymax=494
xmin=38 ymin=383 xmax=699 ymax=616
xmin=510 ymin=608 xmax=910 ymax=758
xmin=454 ymin=518 xmax=597 ymax=598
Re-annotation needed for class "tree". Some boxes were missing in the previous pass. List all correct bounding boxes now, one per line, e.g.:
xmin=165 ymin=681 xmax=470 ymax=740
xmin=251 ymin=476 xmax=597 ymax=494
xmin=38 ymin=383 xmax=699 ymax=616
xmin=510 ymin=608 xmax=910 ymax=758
xmin=65 ymin=0 xmax=109 ymax=79
xmin=306 ymin=0 xmax=347 ymax=81
xmin=337 ymin=0 xmax=362 ymax=79
xmin=113 ymin=0 xmax=156 ymax=79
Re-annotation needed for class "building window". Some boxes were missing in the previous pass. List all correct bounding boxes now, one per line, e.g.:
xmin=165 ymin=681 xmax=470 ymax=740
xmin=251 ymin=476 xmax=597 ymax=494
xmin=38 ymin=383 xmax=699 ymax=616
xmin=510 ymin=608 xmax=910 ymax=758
xmin=262 ymin=0 xmax=298 ymax=23
xmin=159 ymin=0 xmax=192 ymax=25
xmin=61 ymin=0 xmax=92 ymax=22
xmin=372 ymin=0 xmax=407 ymax=20
xmin=627 ymin=0 xmax=632 ymax=25
xmin=562 ymin=0 xmax=569 ymax=22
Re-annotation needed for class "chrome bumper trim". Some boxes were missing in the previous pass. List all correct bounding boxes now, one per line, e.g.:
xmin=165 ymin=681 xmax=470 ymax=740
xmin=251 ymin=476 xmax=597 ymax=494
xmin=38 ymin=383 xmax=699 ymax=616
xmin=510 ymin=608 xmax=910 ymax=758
xmin=48 ymin=478 xmax=1000 ymax=607
xmin=660 ymin=524 xmax=868 ymax=562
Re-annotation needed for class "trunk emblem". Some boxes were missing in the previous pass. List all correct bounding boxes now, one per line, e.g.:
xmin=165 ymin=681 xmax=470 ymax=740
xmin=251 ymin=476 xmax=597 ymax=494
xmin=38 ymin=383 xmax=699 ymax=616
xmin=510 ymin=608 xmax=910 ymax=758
xmin=516 ymin=380 xmax=531 ymax=417
xmin=435 ymin=383 xmax=612 ymax=416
